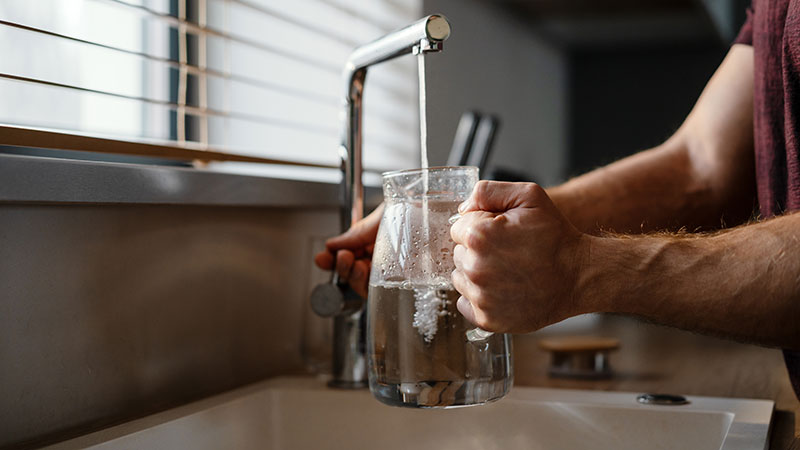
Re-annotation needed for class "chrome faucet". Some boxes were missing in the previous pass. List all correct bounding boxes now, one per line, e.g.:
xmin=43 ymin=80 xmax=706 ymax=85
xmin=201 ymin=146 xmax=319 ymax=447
xmin=310 ymin=15 xmax=451 ymax=389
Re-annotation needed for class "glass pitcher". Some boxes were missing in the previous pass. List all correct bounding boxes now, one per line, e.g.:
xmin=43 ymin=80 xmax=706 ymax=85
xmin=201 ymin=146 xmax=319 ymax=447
xmin=367 ymin=166 xmax=513 ymax=408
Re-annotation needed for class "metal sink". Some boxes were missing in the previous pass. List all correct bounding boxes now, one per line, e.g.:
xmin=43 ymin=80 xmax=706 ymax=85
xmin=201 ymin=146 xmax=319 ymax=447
xmin=45 ymin=377 xmax=773 ymax=450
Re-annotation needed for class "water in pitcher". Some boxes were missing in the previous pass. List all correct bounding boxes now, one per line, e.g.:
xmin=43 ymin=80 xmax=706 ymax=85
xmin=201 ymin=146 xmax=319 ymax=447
xmin=367 ymin=282 xmax=512 ymax=408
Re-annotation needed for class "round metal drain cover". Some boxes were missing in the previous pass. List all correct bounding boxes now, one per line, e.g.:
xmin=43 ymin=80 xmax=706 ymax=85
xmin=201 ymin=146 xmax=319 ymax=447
xmin=637 ymin=393 xmax=690 ymax=406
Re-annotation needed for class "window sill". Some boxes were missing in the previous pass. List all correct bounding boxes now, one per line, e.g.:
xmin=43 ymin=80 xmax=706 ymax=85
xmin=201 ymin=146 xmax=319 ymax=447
xmin=0 ymin=153 xmax=382 ymax=208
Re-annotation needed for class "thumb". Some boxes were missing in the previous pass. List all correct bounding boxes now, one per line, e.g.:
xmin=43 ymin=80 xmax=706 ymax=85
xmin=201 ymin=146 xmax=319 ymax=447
xmin=459 ymin=181 xmax=549 ymax=214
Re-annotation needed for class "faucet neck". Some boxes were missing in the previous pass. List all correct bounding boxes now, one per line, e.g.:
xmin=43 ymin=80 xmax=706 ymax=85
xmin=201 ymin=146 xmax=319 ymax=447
xmin=340 ymin=67 xmax=366 ymax=231
xmin=339 ymin=15 xmax=450 ymax=232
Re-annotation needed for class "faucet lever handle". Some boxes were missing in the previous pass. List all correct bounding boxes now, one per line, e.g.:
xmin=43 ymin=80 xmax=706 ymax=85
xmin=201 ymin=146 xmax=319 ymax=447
xmin=311 ymin=275 xmax=364 ymax=317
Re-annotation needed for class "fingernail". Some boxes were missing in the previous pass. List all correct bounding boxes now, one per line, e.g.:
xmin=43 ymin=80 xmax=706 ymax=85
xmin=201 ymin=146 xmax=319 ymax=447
xmin=458 ymin=201 xmax=467 ymax=213
xmin=457 ymin=296 xmax=474 ymax=316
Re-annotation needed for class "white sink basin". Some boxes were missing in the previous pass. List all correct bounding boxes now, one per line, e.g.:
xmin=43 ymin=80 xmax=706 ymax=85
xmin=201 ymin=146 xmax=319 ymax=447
xmin=45 ymin=377 xmax=773 ymax=450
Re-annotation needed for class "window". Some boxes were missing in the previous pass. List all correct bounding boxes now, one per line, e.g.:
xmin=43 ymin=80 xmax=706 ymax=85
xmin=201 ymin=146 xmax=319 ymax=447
xmin=0 ymin=0 xmax=422 ymax=179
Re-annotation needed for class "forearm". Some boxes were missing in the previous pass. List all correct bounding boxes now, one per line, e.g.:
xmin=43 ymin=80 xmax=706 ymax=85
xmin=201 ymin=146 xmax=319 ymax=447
xmin=548 ymin=45 xmax=755 ymax=235
xmin=548 ymin=138 xmax=720 ymax=234
xmin=578 ymin=212 xmax=800 ymax=349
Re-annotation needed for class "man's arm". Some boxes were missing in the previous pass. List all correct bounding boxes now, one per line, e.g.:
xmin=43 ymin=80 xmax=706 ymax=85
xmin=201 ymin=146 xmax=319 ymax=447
xmin=549 ymin=45 xmax=756 ymax=234
xmin=450 ymin=182 xmax=800 ymax=350
xmin=581 ymin=212 xmax=800 ymax=349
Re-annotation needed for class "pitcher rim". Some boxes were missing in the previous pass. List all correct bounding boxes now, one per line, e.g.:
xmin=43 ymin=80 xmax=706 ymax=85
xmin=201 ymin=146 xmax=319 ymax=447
xmin=381 ymin=165 xmax=479 ymax=179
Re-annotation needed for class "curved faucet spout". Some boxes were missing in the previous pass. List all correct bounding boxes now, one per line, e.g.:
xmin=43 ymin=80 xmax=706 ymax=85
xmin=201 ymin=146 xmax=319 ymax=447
xmin=341 ymin=14 xmax=451 ymax=230
xmin=344 ymin=15 xmax=450 ymax=85
xmin=312 ymin=15 xmax=451 ymax=389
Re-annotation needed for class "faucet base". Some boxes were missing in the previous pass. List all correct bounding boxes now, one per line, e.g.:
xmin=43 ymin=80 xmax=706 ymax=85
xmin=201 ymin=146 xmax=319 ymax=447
xmin=327 ymin=379 xmax=368 ymax=390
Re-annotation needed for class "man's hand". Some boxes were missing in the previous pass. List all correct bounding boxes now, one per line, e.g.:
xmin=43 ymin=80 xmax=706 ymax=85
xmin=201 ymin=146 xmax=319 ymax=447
xmin=450 ymin=181 xmax=588 ymax=333
xmin=314 ymin=204 xmax=383 ymax=298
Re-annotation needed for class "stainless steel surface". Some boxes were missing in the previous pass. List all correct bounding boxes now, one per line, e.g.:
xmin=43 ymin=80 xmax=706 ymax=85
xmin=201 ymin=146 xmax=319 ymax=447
xmin=446 ymin=111 xmax=480 ymax=166
xmin=329 ymin=310 xmax=368 ymax=390
xmin=0 ymin=153 xmax=362 ymax=206
xmin=467 ymin=115 xmax=500 ymax=173
xmin=310 ymin=277 xmax=364 ymax=317
xmin=549 ymin=350 xmax=614 ymax=379
xmin=313 ymin=15 xmax=451 ymax=389
xmin=638 ymin=393 xmax=691 ymax=406
xmin=43 ymin=376 xmax=775 ymax=450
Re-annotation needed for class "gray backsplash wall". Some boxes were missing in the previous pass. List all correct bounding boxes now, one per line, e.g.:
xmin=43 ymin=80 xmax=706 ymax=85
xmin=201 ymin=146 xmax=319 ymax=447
xmin=424 ymin=0 xmax=569 ymax=186
xmin=0 ymin=202 xmax=338 ymax=448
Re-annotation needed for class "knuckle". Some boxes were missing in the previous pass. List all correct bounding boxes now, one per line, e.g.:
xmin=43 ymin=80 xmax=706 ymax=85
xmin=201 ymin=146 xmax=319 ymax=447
xmin=451 ymin=269 xmax=466 ymax=288
xmin=468 ymin=296 xmax=503 ymax=332
xmin=474 ymin=180 xmax=491 ymax=199
xmin=472 ymin=219 xmax=492 ymax=234
xmin=464 ymin=226 xmax=487 ymax=250
xmin=449 ymin=224 xmax=460 ymax=243
xmin=473 ymin=314 xmax=496 ymax=332
xmin=469 ymin=290 xmax=489 ymax=309
xmin=464 ymin=265 xmax=489 ymax=287
xmin=523 ymin=183 xmax=544 ymax=200
xmin=474 ymin=218 xmax=501 ymax=239
xmin=452 ymin=244 xmax=466 ymax=263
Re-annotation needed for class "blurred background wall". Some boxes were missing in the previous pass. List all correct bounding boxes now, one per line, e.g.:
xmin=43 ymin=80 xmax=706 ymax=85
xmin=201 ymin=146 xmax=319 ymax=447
xmin=424 ymin=0 xmax=749 ymax=184
xmin=424 ymin=0 xmax=569 ymax=186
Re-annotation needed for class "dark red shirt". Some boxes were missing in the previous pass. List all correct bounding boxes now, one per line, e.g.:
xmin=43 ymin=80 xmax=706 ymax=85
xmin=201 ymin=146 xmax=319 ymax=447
xmin=735 ymin=0 xmax=800 ymax=399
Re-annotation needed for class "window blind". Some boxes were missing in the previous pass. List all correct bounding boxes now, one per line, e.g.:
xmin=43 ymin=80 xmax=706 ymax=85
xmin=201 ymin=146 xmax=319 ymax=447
xmin=0 ymin=0 xmax=422 ymax=173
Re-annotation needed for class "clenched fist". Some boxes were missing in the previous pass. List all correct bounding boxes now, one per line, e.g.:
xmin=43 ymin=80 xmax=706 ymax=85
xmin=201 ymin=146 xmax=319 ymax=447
xmin=450 ymin=181 xmax=589 ymax=333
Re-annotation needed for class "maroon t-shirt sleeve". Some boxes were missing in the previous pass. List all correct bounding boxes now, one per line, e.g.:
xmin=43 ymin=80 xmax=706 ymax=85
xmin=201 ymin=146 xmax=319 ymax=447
xmin=735 ymin=7 xmax=754 ymax=45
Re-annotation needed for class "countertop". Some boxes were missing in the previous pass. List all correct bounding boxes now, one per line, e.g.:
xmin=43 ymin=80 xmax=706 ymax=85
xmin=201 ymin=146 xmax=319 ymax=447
xmin=513 ymin=315 xmax=800 ymax=450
